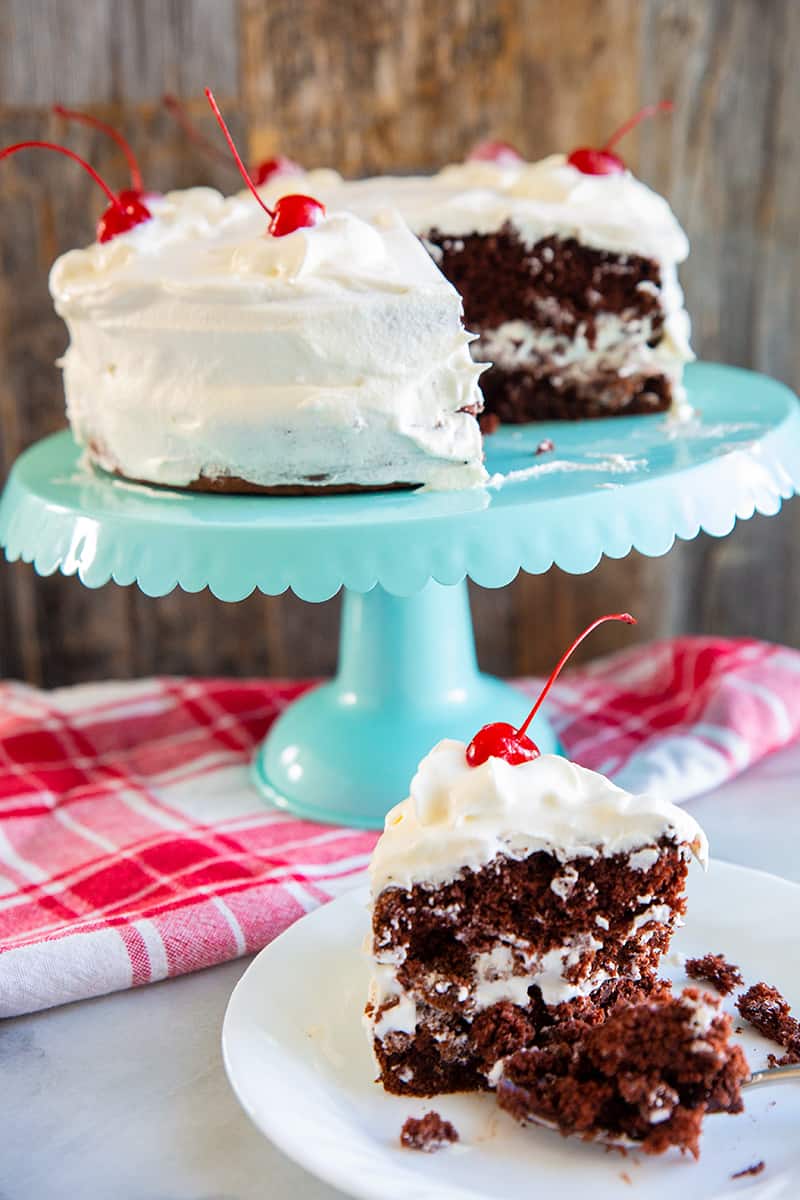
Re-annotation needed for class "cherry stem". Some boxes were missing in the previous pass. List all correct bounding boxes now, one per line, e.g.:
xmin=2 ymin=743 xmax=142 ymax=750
xmin=163 ymin=93 xmax=237 ymax=170
xmin=204 ymin=88 xmax=274 ymax=219
xmin=602 ymin=101 xmax=673 ymax=153
xmin=53 ymin=105 xmax=143 ymax=192
xmin=0 ymin=140 xmax=123 ymax=210
xmin=517 ymin=613 xmax=637 ymax=739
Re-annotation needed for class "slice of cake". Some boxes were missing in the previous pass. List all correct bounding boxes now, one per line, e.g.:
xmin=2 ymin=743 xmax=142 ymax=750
xmin=497 ymin=988 xmax=749 ymax=1158
xmin=364 ymin=614 xmax=708 ymax=1096
xmin=265 ymin=107 xmax=693 ymax=425
xmin=6 ymin=96 xmax=487 ymax=495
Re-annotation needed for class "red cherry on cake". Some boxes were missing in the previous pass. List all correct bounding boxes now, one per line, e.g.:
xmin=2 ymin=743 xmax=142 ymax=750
xmin=205 ymin=88 xmax=325 ymax=237
xmin=96 ymin=192 xmax=153 ymax=242
xmin=567 ymin=101 xmax=673 ymax=177
xmin=466 ymin=722 xmax=539 ymax=768
xmin=466 ymin=612 xmax=637 ymax=767
xmin=0 ymin=140 xmax=151 ymax=243
xmin=467 ymin=139 xmax=524 ymax=167
xmin=252 ymin=155 xmax=303 ymax=186
xmin=267 ymin=193 xmax=325 ymax=236
xmin=52 ymin=104 xmax=155 ymax=204
xmin=567 ymin=147 xmax=626 ymax=176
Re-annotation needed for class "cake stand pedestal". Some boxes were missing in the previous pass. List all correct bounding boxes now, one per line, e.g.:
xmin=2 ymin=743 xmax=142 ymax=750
xmin=252 ymin=579 xmax=547 ymax=824
xmin=2 ymin=362 xmax=799 ymax=828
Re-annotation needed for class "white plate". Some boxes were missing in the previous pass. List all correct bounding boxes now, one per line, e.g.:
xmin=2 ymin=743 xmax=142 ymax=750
xmin=223 ymin=860 xmax=800 ymax=1200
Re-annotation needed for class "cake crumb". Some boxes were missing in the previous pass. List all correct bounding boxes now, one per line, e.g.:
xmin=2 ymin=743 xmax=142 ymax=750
xmin=731 ymin=1161 xmax=765 ymax=1179
xmin=535 ymin=438 xmax=555 ymax=455
xmin=400 ymin=1111 xmax=459 ymax=1152
xmin=685 ymin=952 xmax=743 ymax=995
xmin=768 ymin=1048 xmax=800 ymax=1067
xmin=737 ymin=982 xmax=800 ymax=1059
xmin=620 ymin=1171 xmax=633 ymax=1185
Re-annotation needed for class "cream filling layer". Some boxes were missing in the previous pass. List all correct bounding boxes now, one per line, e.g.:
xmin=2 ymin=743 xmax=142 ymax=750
xmin=472 ymin=266 xmax=693 ymax=413
xmin=367 ymin=901 xmax=681 ymax=1043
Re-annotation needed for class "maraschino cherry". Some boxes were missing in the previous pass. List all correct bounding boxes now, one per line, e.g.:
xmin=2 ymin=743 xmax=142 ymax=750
xmin=164 ymin=93 xmax=302 ymax=187
xmin=52 ymin=104 xmax=154 ymax=206
xmin=467 ymin=139 xmax=524 ymax=167
xmin=0 ymin=140 xmax=151 ymax=242
xmin=567 ymin=101 xmax=673 ymax=176
xmin=204 ymin=88 xmax=324 ymax=237
xmin=466 ymin=612 xmax=637 ymax=767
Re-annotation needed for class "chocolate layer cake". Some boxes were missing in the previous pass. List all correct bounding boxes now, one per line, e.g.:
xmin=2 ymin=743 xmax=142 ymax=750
xmin=364 ymin=740 xmax=707 ymax=1097
xmin=497 ymin=988 xmax=748 ymax=1157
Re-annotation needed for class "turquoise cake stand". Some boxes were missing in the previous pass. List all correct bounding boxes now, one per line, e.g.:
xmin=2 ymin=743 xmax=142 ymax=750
xmin=1 ymin=362 xmax=799 ymax=828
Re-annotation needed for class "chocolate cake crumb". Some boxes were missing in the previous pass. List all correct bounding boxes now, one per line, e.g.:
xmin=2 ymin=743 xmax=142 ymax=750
xmin=497 ymin=988 xmax=749 ymax=1159
xmin=400 ymin=1111 xmax=459 ymax=1152
xmin=731 ymin=1161 xmax=765 ymax=1179
xmin=686 ymin=953 xmax=743 ymax=996
xmin=737 ymin=982 xmax=800 ymax=1059
xmin=768 ymin=1049 xmax=800 ymax=1067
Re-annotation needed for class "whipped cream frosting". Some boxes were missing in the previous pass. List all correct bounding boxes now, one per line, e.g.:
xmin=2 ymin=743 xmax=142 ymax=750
xmin=369 ymin=739 xmax=708 ymax=895
xmin=264 ymin=155 xmax=689 ymax=265
xmin=51 ymin=190 xmax=487 ymax=491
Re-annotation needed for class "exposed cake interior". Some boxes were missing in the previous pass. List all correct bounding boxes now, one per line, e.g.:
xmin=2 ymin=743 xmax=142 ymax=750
xmin=364 ymin=740 xmax=707 ymax=1097
xmin=428 ymin=229 xmax=684 ymax=423
xmin=497 ymin=987 xmax=749 ymax=1158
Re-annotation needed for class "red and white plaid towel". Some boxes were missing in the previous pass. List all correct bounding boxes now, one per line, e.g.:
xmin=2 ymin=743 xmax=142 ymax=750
xmin=1 ymin=636 xmax=799 ymax=1018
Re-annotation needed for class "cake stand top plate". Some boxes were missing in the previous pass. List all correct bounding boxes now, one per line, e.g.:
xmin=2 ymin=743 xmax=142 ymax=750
xmin=2 ymin=362 xmax=799 ymax=602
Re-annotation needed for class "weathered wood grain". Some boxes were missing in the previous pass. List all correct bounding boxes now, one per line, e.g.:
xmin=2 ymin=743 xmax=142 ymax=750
xmin=0 ymin=0 xmax=798 ymax=687
xmin=639 ymin=0 xmax=800 ymax=650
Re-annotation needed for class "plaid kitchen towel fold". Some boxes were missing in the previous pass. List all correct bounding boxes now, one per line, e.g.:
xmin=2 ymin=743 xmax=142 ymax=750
xmin=1 ymin=635 xmax=799 ymax=1017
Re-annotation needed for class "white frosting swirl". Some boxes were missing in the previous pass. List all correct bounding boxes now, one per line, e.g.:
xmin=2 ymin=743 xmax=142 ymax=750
xmin=264 ymin=154 xmax=690 ymax=263
xmin=369 ymin=739 xmax=708 ymax=895
xmin=50 ymin=193 xmax=487 ymax=491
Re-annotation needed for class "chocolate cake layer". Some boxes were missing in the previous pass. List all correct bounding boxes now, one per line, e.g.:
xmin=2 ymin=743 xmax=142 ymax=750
xmin=368 ymin=838 xmax=690 ymax=1096
xmin=478 ymin=367 xmax=672 ymax=424
xmin=426 ymin=227 xmax=676 ymax=422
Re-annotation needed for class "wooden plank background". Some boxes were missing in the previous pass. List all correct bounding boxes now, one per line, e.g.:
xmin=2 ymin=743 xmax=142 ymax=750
xmin=0 ymin=0 xmax=798 ymax=686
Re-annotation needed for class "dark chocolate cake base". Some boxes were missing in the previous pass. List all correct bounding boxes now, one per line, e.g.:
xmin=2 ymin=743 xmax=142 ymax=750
xmin=91 ymin=453 xmax=417 ymax=496
xmin=478 ymin=367 xmax=672 ymax=425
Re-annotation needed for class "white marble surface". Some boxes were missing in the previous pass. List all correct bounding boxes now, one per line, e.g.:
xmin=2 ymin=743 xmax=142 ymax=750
xmin=3 ymin=737 xmax=800 ymax=1200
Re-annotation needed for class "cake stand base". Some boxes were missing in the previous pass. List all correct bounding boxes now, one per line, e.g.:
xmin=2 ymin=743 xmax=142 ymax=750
xmin=251 ymin=580 xmax=558 ymax=828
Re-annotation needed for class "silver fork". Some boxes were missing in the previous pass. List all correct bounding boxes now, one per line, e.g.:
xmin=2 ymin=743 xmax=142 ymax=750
xmin=744 ymin=1063 xmax=800 ymax=1088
